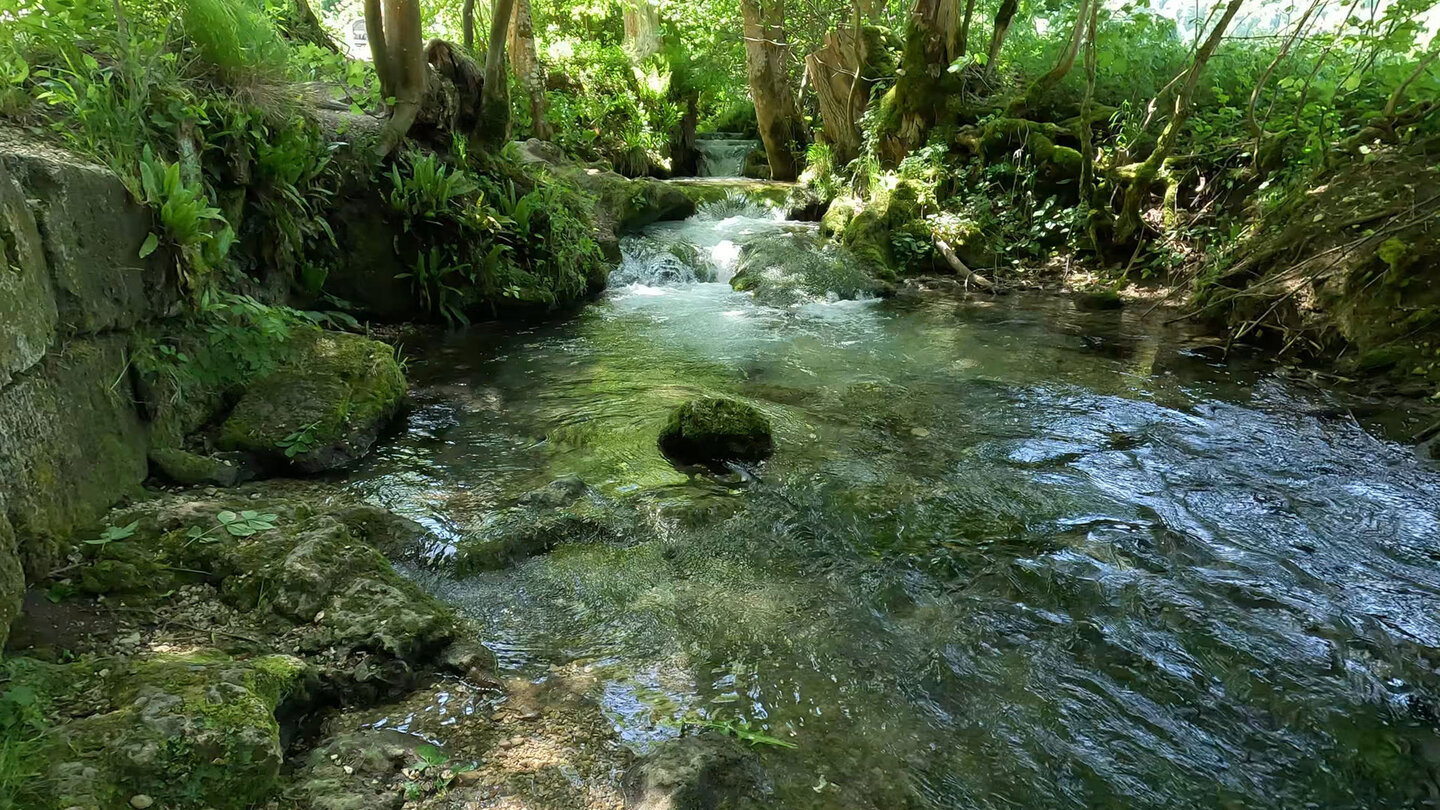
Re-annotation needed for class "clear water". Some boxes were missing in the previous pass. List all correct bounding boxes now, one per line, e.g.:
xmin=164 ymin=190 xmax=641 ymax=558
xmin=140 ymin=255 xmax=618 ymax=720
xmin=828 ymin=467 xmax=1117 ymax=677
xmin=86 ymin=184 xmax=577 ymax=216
xmin=347 ymin=208 xmax=1440 ymax=809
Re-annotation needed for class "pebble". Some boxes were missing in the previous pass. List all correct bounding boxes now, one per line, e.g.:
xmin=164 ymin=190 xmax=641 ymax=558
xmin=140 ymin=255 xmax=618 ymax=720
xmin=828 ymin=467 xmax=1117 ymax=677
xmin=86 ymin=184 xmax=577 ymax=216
xmin=130 ymin=796 xmax=154 ymax=809
xmin=249 ymin=493 xmax=262 ymax=500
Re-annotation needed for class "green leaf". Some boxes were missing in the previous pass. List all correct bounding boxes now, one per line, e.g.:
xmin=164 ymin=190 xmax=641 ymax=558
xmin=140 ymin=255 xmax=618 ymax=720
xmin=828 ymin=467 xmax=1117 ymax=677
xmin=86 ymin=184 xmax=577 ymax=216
xmin=138 ymin=232 xmax=159 ymax=258
xmin=217 ymin=511 xmax=239 ymax=524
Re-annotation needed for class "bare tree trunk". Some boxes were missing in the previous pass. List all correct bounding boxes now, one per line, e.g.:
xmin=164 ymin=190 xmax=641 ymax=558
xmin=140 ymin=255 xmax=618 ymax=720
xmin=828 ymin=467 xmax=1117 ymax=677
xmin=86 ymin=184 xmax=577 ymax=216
xmin=984 ymin=0 xmax=1018 ymax=74
xmin=739 ymin=0 xmax=804 ymax=181
xmin=1116 ymin=0 xmax=1243 ymax=241
xmin=623 ymin=0 xmax=663 ymax=62
xmin=508 ymin=0 xmax=551 ymax=139
xmin=1078 ymin=0 xmax=1098 ymax=204
xmin=1247 ymin=0 xmax=1322 ymax=138
xmin=1024 ymin=0 xmax=1089 ymax=99
xmin=372 ymin=0 xmax=425 ymax=156
xmin=807 ymin=25 xmax=872 ymax=163
xmin=1382 ymin=38 xmax=1439 ymax=118
xmin=955 ymin=0 xmax=978 ymax=59
xmin=462 ymin=0 xmax=477 ymax=51
xmin=478 ymin=0 xmax=517 ymax=146
xmin=364 ymin=0 xmax=393 ymax=101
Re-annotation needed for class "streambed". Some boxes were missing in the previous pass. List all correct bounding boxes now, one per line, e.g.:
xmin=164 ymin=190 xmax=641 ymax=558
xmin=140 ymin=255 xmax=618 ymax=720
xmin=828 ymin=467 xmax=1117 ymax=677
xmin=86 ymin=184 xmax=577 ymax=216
xmin=345 ymin=202 xmax=1440 ymax=808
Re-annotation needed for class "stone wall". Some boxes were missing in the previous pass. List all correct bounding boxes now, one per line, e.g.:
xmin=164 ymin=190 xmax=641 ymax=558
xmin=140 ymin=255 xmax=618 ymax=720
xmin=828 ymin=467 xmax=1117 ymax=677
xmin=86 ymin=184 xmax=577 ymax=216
xmin=0 ymin=131 xmax=174 ymax=645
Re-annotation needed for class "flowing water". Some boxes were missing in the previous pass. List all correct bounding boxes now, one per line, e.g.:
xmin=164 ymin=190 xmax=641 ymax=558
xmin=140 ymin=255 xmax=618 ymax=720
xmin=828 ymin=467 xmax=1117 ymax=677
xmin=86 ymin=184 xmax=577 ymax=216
xmin=696 ymin=134 xmax=762 ymax=177
xmin=347 ymin=196 xmax=1440 ymax=809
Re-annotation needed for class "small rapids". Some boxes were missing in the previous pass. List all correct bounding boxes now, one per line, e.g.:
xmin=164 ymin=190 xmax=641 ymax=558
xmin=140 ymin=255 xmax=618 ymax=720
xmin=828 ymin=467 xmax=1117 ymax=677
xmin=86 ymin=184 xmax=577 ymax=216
xmin=695 ymin=135 xmax=761 ymax=177
xmin=347 ymin=188 xmax=1440 ymax=810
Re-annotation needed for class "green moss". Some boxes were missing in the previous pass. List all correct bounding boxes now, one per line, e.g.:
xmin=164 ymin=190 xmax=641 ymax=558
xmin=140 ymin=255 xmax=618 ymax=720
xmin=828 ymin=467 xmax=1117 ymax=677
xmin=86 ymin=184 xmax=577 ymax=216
xmin=658 ymin=397 xmax=774 ymax=467
xmin=820 ymin=197 xmax=862 ymax=237
xmin=216 ymin=328 xmax=406 ymax=473
xmin=148 ymin=448 xmax=241 ymax=487
xmin=38 ymin=652 xmax=310 ymax=810
xmin=841 ymin=208 xmax=895 ymax=274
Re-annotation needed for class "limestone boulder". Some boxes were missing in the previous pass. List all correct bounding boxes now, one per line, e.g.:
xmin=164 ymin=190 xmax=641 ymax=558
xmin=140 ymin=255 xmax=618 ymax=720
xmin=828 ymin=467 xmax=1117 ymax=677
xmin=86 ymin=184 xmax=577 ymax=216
xmin=0 ymin=335 xmax=148 ymax=577
xmin=217 ymin=328 xmax=407 ymax=473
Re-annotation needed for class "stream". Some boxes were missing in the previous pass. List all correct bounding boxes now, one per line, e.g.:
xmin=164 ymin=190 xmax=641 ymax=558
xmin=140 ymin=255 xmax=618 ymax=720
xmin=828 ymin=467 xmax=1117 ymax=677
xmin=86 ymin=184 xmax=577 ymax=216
xmin=345 ymin=194 xmax=1440 ymax=809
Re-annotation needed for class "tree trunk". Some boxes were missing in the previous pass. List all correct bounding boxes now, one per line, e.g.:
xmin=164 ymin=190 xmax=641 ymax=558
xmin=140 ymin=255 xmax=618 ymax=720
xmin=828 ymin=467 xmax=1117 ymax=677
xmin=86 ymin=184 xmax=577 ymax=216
xmin=364 ymin=0 xmax=393 ymax=101
xmin=955 ymin=0 xmax=978 ymax=59
xmin=462 ymin=0 xmax=477 ymax=51
xmin=984 ymin=0 xmax=1017 ymax=74
xmin=879 ymin=0 xmax=952 ymax=163
xmin=285 ymin=0 xmax=340 ymax=52
xmin=806 ymin=25 xmax=873 ymax=163
xmin=1078 ymin=0 xmax=1098 ymax=245
xmin=623 ymin=0 xmax=663 ymax=62
xmin=1024 ymin=0 xmax=1089 ymax=101
xmin=1116 ymin=0 xmax=1244 ymax=241
xmin=373 ymin=0 xmax=425 ymax=156
xmin=739 ymin=0 xmax=804 ymax=181
xmin=508 ymin=0 xmax=551 ymax=139
xmin=478 ymin=0 xmax=517 ymax=147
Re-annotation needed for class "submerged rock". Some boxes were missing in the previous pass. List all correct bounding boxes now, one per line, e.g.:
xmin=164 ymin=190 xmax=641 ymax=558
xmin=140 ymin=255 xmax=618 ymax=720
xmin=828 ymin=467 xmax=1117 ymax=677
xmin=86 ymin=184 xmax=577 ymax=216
xmin=453 ymin=477 xmax=633 ymax=573
xmin=729 ymin=232 xmax=887 ymax=307
xmin=623 ymin=733 xmax=766 ymax=810
xmin=659 ymin=398 xmax=774 ymax=467
xmin=217 ymin=329 xmax=406 ymax=473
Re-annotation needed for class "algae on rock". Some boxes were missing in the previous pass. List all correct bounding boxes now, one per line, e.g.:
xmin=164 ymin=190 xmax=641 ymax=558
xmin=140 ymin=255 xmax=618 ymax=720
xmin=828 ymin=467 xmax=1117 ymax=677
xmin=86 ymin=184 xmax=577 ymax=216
xmin=217 ymin=328 xmax=407 ymax=473
xmin=658 ymin=397 xmax=774 ymax=467
xmin=8 ymin=651 xmax=310 ymax=810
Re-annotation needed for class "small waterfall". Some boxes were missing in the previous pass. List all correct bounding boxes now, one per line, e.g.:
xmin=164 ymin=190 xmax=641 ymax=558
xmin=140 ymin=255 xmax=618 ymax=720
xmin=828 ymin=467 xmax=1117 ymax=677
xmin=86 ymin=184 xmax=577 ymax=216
xmin=696 ymin=136 xmax=760 ymax=177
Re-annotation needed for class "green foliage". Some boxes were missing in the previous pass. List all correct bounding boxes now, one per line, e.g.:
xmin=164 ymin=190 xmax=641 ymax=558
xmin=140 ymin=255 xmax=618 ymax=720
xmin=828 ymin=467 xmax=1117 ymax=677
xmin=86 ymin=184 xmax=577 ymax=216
xmin=138 ymin=146 xmax=235 ymax=290
xmin=186 ymin=510 xmax=280 ymax=544
xmin=86 ymin=521 xmax=141 ymax=550
xmin=180 ymin=0 xmax=290 ymax=81
xmin=388 ymin=151 xmax=482 ymax=221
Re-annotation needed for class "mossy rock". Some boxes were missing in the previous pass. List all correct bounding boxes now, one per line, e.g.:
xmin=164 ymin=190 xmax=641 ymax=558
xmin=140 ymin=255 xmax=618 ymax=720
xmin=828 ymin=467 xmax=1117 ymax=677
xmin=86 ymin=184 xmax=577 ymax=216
xmin=820 ymin=197 xmax=862 ymax=237
xmin=148 ymin=448 xmax=246 ymax=488
xmin=623 ymin=733 xmax=765 ymax=810
xmin=452 ymin=477 xmax=633 ymax=573
xmin=659 ymin=397 xmax=774 ymax=467
xmin=11 ymin=651 xmax=312 ymax=810
xmin=1074 ymin=290 xmax=1124 ymax=311
xmin=217 ymin=328 xmax=406 ymax=474
xmin=74 ymin=493 xmax=456 ymax=666
xmin=841 ymin=208 xmax=895 ymax=277
xmin=730 ymin=233 xmax=886 ymax=306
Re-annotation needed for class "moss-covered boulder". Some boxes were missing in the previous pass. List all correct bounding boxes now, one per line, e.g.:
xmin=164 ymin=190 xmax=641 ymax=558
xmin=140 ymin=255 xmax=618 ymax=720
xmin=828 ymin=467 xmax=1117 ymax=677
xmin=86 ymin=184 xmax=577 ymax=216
xmin=840 ymin=208 xmax=896 ymax=277
xmin=0 ymin=335 xmax=148 ymax=577
xmin=0 ymin=154 xmax=56 ymax=388
xmin=217 ymin=329 xmax=406 ymax=473
xmin=730 ymin=232 xmax=887 ymax=307
xmin=1074 ymin=289 xmax=1124 ymax=311
xmin=148 ymin=448 xmax=247 ymax=488
xmin=742 ymin=148 xmax=771 ymax=180
xmin=0 ymin=514 xmax=21 ymax=649
xmin=8 ymin=651 xmax=311 ymax=810
xmin=659 ymin=397 xmax=774 ymax=467
xmin=71 ymin=491 xmax=457 ymax=669
xmin=820 ymin=196 xmax=862 ymax=237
